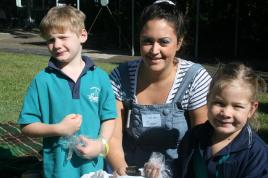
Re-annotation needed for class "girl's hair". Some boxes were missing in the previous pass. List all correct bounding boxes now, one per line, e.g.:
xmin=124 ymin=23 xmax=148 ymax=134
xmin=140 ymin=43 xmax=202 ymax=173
xmin=39 ymin=5 xmax=86 ymax=39
xmin=208 ymin=63 xmax=267 ymax=130
xmin=139 ymin=1 xmax=187 ymax=40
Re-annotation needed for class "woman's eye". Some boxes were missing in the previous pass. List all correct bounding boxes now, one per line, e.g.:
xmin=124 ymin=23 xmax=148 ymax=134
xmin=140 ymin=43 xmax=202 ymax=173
xmin=141 ymin=38 xmax=153 ymax=44
xmin=159 ymin=39 xmax=170 ymax=45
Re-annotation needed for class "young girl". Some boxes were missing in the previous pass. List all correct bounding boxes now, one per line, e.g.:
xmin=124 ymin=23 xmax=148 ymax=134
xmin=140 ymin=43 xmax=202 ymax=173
xmin=178 ymin=63 xmax=268 ymax=178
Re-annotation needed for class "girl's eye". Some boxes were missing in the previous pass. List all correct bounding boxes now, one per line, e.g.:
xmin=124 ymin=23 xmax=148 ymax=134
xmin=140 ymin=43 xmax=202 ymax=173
xmin=234 ymin=105 xmax=244 ymax=109
xmin=213 ymin=101 xmax=224 ymax=106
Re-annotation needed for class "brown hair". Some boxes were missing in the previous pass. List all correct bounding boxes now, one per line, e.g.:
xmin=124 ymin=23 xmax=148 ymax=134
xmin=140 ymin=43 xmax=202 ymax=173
xmin=40 ymin=5 xmax=86 ymax=39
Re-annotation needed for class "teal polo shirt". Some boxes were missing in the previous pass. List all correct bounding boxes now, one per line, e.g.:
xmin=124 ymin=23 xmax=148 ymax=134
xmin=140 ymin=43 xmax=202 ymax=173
xmin=18 ymin=56 xmax=117 ymax=178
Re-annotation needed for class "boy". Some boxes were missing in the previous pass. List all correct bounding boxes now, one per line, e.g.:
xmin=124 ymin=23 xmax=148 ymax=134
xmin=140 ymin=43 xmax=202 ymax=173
xmin=18 ymin=5 xmax=117 ymax=178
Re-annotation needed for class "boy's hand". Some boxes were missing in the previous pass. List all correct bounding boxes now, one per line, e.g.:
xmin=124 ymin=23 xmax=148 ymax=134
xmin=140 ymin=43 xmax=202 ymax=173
xmin=75 ymin=136 xmax=102 ymax=159
xmin=58 ymin=114 xmax=82 ymax=136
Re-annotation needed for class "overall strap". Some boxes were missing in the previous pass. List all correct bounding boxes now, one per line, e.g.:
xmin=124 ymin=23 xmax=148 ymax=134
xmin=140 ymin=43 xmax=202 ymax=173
xmin=117 ymin=62 xmax=132 ymax=99
xmin=173 ymin=63 xmax=203 ymax=103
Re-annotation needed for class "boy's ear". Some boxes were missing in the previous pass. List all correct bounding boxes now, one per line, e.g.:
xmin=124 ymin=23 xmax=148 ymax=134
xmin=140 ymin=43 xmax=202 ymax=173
xmin=248 ymin=101 xmax=259 ymax=118
xmin=80 ymin=29 xmax=88 ymax=43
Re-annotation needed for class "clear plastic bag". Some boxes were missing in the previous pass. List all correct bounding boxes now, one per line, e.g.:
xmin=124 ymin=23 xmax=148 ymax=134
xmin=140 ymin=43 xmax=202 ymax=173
xmin=144 ymin=152 xmax=172 ymax=178
xmin=81 ymin=170 xmax=112 ymax=178
xmin=59 ymin=134 xmax=87 ymax=160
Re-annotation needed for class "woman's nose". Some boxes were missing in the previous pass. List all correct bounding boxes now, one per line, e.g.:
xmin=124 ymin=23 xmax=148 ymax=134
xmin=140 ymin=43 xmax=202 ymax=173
xmin=150 ymin=42 xmax=160 ymax=54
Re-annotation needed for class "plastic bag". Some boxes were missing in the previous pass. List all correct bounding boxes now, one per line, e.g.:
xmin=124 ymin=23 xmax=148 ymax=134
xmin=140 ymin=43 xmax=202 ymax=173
xmin=81 ymin=170 xmax=112 ymax=178
xmin=59 ymin=134 xmax=87 ymax=160
xmin=144 ymin=152 xmax=172 ymax=178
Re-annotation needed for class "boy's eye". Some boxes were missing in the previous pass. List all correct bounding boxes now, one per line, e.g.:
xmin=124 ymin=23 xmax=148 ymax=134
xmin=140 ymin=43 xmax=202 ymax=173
xmin=47 ymin=38 xmax=55 ymax=43
xmin=59 ymin=36 xmax=68 ymax=40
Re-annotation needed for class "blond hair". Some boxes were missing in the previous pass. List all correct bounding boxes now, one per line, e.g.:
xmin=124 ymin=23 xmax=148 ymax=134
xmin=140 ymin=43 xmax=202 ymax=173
xmin=40 ymin=5 xmax=86 ymax=39
xmin=208 ymin=63 xmax=267 ymax=131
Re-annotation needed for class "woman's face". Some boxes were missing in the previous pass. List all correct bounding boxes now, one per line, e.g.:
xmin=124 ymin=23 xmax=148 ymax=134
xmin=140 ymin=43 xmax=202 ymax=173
xmin=140 ymin=19 xmax=182 ymax=72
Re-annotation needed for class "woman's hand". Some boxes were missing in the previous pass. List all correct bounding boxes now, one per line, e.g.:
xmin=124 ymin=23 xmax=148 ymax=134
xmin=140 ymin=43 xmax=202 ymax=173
xmin=75 ymin=136 xmax=102 ymax=159
xmin=144 ymin=162 xmax=161 ymax=178
xmin=113 ymin=167 xmax=127 ymax=177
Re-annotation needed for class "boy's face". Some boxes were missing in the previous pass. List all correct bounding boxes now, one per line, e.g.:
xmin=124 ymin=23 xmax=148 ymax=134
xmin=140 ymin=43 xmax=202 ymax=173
xmin=46 ymin=29 xmax=87 ymax=64
xmin=207 ymin=81 xmax=258 ymax=140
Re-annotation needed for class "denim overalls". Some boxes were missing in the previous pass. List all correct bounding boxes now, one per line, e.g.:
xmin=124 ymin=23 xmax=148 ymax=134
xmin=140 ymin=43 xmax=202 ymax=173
xmin=118 ymin=62 xmax=202 ymax=175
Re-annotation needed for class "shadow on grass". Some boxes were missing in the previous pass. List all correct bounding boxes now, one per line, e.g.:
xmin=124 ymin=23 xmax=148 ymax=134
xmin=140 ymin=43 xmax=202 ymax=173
xmin=0 ymin=147 xmax=41 ymax=178
xmin=258 ymin=128 xmax=268 ymax=144
xmin=259 ymin=102 xmax=268 ymax=114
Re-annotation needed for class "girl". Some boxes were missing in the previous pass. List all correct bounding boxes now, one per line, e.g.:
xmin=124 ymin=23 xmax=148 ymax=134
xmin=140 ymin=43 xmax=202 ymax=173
xmin=178 ymin=63 xmax=268 ymax=178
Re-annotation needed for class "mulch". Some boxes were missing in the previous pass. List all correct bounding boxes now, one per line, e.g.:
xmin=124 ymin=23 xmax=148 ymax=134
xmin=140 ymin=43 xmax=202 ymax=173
xmin=0 ymin=122 xmax=42 ymax=177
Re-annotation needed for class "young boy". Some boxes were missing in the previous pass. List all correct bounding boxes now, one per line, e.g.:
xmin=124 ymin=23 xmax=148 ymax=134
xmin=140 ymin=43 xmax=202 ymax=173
xmin=18 ymin=5 xmax=117 ymax=178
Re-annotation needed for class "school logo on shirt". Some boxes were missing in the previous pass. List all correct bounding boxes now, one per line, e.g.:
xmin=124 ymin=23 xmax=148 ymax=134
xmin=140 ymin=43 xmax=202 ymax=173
xmin=88 ymin=87 xmax=100 ymax=103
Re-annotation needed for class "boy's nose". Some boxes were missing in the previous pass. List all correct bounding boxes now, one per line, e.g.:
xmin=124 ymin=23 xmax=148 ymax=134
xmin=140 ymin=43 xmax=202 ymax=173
xmin=54 ymin=39 xmax=62 ymax=48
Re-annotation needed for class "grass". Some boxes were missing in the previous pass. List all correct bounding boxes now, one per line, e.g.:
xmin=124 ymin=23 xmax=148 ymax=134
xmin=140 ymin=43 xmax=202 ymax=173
xmin=0 ymin=52 xmax=117 ymax=123
xmin=0 ymin=51 xmax=267 ymax=142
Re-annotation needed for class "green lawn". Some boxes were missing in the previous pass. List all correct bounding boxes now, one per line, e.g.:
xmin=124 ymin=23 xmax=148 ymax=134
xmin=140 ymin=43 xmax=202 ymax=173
xmin=0 ymin=52 xmax=117 ymax=123
xmin=0 ymin=51 xmax=267 ymax=142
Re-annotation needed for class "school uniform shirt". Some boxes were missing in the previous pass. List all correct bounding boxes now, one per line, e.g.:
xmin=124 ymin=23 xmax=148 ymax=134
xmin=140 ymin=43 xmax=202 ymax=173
xmin=178 ymin=121 xmax=268 ymax=178
xmin=18 ymin=56 xmax=117 ymax=178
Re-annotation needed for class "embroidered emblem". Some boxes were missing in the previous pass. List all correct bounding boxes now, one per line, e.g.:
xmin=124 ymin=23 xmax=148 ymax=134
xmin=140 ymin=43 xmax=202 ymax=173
xmin=88 ymin=87 xmax=100 ymax=103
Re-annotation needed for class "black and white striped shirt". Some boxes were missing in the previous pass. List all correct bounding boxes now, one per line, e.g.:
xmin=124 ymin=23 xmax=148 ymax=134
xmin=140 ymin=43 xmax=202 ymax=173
xmin=110 ymin=58 xmax=211 ymax=111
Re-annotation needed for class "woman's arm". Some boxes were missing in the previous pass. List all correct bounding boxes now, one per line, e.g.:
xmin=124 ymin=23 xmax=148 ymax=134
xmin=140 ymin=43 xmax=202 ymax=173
xmin=188 ymin=105 xmax=208 ymax=127
xmin=106 ymin=100 xmax=128 ymax=175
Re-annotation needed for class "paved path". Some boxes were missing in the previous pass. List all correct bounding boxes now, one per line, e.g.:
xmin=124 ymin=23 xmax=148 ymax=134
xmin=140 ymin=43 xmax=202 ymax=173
xmin=0 ymin=28 xmax=135 ymax=62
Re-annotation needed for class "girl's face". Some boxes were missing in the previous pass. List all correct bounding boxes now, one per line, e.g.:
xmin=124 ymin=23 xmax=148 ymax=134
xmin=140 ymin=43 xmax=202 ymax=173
xmin=208 ymin=81 xmax=258 ymax=139
xmin=46 ymin=29 xmax=87 ymax=64
xmin=139 ymin=19 xmax=182 ymax=72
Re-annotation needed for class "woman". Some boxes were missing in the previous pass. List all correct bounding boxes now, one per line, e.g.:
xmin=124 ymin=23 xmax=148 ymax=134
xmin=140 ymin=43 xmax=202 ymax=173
xmin=108 ymin=0 xmax=211 ymax=177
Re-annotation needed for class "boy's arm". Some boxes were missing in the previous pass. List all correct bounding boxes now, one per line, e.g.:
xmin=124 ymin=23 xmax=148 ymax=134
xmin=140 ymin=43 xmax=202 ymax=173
xmin=21 ymin=114 xmax=82 ymax=137
xmin=74 ymin=119 xmax=116 ymax=159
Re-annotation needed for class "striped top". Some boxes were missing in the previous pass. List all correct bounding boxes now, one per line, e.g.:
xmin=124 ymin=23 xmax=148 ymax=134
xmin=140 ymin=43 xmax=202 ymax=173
xmin=110 ymin=58 xmax=211 ymax=110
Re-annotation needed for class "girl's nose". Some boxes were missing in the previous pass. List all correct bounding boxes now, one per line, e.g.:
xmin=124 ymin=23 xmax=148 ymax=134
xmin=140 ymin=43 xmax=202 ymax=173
xmin=220 ymin=106 xmax=232 ymax=118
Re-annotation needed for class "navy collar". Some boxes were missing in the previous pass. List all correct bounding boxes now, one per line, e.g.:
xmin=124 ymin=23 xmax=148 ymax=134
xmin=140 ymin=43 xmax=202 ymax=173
xmin=47 ymin=55 xmax=95 ymax=72
xmin=196 ymin=121 xmax=253 ymax=158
